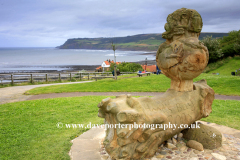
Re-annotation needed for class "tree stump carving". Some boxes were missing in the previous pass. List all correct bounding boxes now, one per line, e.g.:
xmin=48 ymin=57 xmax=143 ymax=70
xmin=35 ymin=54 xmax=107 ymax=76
xmin=97 ymin=8 xmax=215 ymax=159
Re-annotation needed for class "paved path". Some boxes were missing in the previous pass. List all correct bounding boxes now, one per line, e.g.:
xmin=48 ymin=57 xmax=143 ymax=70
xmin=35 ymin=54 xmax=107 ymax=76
xmin=0 ymin=81 xmax=93 ymax=104
xmin=28 ymin=92 xmax=240 ymax=101
xmin=1 ymin=81 xmax=240 ymax=104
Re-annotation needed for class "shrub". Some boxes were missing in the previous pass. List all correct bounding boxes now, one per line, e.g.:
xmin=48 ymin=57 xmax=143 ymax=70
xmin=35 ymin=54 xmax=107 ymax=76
xmin=234 ymin=33 xmax=240 ymax=55
xmin=110 ymin=62 xmax=143 ymax=72
xmin=201 ymin=36 xmax=223 ymax=63
xmin=220 ymin=30 xmax=240 ymax=57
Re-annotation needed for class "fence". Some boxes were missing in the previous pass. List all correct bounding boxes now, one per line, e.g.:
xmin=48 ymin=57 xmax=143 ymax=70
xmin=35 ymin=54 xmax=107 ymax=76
xmin=0 ymin=72 xmax=135 ymax=85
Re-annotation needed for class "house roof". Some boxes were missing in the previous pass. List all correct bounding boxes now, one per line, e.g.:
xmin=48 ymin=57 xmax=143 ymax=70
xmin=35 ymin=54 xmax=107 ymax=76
xmin=104 ymin=60 xmax=121 ymax=66
xmin=141 ymin=65 xmax=156 ymax=72
xmin=104 ymin=61 xmax=110 ymax=65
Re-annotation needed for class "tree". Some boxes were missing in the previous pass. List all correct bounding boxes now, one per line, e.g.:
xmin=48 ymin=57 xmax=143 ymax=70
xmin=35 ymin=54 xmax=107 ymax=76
xmin=201 ymin=36 xmax=223 ymax=63
xmin=220 ymin=30 xmax=240 ymax=57
xmin=111 ymin=41 xmax=117 ymax=80
xmin=110 ymin=62 xmax=143 ymax=72
xmin=233 ymin=32 xmax=240 ymax=55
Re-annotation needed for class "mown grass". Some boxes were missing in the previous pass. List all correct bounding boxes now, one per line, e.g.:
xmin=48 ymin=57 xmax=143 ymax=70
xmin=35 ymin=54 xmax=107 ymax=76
xmin=201 ymin=100 xmax=240 ymax=130
xmin=208 ymin=56 xmax=240 ymax=75
xmin=0 ymin=97 xmax=239 ymax=160
xmin=194 ymin=74 xmax=240 ymax=96
xmin=25 ymin=73 xmax=240 ymax=96
xmin=0 ymin=96 xmax=106 ymax=160
xmin=25 ymin=74 xmax=170 ymax=95
xmin=204 ymin=56 xmax=240 ymax=75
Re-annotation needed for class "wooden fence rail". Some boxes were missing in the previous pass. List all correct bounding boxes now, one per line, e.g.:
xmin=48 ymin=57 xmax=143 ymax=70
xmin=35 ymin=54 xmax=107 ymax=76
xmin=0 ymin=72 xmax=135 ymax=85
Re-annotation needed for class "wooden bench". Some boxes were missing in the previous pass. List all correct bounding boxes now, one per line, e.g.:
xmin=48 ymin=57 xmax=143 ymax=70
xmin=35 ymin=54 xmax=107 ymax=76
xmin=137 ymin=72 xmax=151 ymax=77
xmin=92 ymin=76 xmax=116 ymax=81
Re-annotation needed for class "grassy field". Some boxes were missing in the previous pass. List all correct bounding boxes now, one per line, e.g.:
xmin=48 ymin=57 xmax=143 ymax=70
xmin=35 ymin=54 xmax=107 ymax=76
xmin=0 ymin=96 xmax=106 ymax=160
xmin=25 ymin=73 xmax=240 ymax=96
xmin=205 ymin=56 xmax=240 ymax=75
xmin=0 ymin=97 xmax=239 ymax=160
xmin=201 ymin=100 xmax=240 ymax=129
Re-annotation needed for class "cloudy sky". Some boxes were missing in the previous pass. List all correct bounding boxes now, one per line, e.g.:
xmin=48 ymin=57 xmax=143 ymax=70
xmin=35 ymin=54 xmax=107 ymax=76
xmin=0 ymin=0 xmax=240 ymax=47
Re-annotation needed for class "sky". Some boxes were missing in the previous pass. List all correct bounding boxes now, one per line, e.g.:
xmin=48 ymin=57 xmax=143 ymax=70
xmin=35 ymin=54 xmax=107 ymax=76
xmin=0 ymin=0 xmax=240 ymax=47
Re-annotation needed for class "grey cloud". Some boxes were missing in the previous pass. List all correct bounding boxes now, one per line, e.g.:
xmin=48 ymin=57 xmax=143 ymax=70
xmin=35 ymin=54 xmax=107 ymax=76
xmin=0 ymin=0 xmax=240 ymax=47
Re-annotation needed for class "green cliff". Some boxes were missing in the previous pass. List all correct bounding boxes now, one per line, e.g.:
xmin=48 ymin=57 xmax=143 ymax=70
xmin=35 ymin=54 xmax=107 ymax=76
xmin=58 ymin=33 xmax=228 ymax=51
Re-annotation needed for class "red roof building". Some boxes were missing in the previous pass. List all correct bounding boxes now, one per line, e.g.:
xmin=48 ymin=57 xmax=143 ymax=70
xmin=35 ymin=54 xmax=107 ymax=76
xmin=95 ymin=59 xmax=121 ymax=72
xmin=141 ymin=65 xmax=156 ymax=72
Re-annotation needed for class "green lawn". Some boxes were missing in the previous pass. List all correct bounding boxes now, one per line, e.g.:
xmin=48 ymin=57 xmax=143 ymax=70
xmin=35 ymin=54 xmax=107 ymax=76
xmin=0 ymin=97 xmax=239 ymax=160
xmin=0 ymin=96 xmax=106 ymax=160
xmin=201 ymin=100 xmax=240 ymax=130
xmin=25 ymin=73 xmax=240 ymax=96
xmin=194 ymin=74 xmax=240 ymax=96
xmin=207 ymin=56 xmax=240 ymax=75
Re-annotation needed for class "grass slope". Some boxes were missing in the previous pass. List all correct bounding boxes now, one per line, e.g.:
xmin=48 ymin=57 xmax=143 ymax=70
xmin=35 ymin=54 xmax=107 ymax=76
xmin=26 ymin=73 xmax=240 ymax=96
xmin=0 ymin=97 xmax=239 ymax=160
xmin=208 ymin=57 xmax=240 ymax=75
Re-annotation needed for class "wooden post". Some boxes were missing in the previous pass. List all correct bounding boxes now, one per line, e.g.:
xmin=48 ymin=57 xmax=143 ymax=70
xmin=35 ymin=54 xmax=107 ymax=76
xmin=31 ymin=74 xmax=33 ymax=83
xmin=59 ymin=73 xmax=61 ymax=81
xmin=46 ymin=74 xmax=48 ymax=82
xmin=88 ymin=73 xmax=90 ymax=80
xmin=80 ymin=73 xmax=82 ymax=80
xmin=11 ymin=74 xmax=14 ymax=85
xmin=107 ymin=73 xmax=109 ymax=76
xmin=70 ymin=73 xmax=72 ymax=81
xmin=95 ymin=73 xmax=96 ymax=77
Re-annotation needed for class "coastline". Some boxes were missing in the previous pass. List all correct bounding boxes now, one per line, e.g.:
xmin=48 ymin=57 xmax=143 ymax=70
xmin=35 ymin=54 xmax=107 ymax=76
xmin=0 ymin=61 xmax=157 ymax=74
xmin=0 ymin=50 xmax=157 ymax=74
xmin=0 ymin=60 xmax=157 ymax=74
xmin=0 ymin=65 xmax=100 ymax=74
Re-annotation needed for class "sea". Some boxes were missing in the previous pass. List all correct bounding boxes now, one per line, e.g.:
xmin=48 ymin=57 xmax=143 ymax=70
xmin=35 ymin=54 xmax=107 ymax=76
xmin=0 ymin=47 xmax=156 ymax=73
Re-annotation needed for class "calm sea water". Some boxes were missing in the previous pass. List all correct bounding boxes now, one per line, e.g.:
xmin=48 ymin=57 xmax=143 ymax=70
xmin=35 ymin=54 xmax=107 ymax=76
xmin=0 ymin=47 xmax=155 ymax=73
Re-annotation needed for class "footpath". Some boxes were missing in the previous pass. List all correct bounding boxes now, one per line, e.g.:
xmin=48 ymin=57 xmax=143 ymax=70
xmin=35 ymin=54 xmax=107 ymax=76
xmin=0 ymin=81 xmax=93 ymax=104
xmin=1 ymin=81 xmax=240 ymax=104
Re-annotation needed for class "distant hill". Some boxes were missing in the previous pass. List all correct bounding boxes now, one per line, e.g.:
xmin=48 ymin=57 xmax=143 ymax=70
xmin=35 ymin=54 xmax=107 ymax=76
xmin=58 ymin=33 xmax=228 ymax=51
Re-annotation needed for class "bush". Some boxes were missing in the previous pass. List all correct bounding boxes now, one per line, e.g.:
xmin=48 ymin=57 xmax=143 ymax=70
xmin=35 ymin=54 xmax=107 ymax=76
xmin=234 ymin=33 xmax=240 ymax=55
xmin=220 ymin=30 xmax=240 ymax=57
xmin=201 ymin=36 xmax=223 ymax=63
xmin=110 ymin=62 xmax=143 ymax=72
xmin=221 ymin=43 xmax=236 ymax=57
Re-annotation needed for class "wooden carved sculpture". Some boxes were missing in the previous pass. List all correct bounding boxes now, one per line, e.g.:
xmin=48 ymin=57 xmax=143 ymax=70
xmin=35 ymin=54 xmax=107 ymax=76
xmin=156 ymin=8 xmax=209 ymax=91
xmin=97 ymin=8 xmax=214 ymax=160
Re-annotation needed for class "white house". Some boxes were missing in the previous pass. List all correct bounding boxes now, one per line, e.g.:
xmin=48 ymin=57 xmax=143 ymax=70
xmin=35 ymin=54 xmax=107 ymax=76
xmin=101 ymin=60 xmax=111 ymax=72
